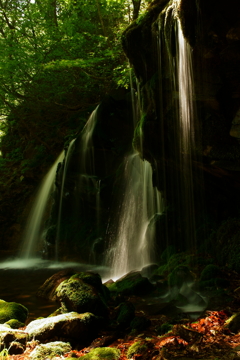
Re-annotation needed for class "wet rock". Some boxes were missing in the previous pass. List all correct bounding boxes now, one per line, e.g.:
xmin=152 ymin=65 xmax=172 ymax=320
xmin=0 ymin=300 xmax=28 ymax=324
xmin=106 ymin=271 xmax=154 ymax=296
xmin=0 ymin=325 xmax=28 ymax=349
xmin=25 ymin=312 xmax=100 ymax=343
xmin=54 ymin=274 xmax=108 ymax=317
xmin=141 ymin=264 xmax=159 ymax=278
xmin=38 ymin=271 xmax=108 ymax=317
xmin=29 ymin=341 xmax=71 ymax=360
xmin=37 ymin=269 xmax=76 ymax=301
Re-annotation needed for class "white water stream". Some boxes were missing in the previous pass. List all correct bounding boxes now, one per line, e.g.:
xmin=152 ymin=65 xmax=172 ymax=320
xmin=108 ymin=153 xmax=163 ymax=279
xmin=20 ymin=151 xmax=64 ymax=258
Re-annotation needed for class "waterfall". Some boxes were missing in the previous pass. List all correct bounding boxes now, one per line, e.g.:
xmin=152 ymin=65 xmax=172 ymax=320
xmin=156 ymin=0 xmax=198 ymax=249
xmin=54 ymin=107 xmax=100 ymax=260
xmin=55 ymin=139 xmax=76 ymax=261
xmin=20 ymin=151 xmax=64 ymax=259
xmin=108 ymin=153 xmax=163 ymax=279
xmin=177 ymin=18 xmax=196 ymax=246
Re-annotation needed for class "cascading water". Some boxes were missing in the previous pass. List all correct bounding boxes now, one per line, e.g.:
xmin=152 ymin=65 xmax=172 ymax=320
xmin=53 ymin=107 xmax=100 ymax=260
xmin=108 ymin=153 xmax=163 ymax=279
xmin=20 ymin=151 xmax=64 ymax=259
xmin=156 ymin=0 xmax=198 ymax=249
xmin=55 ymin=139 xmax=76 ymax=261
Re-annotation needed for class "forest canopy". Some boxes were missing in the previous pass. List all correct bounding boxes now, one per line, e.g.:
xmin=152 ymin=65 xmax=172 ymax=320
xmin=0 ymin=0 xmax=150 ymax=175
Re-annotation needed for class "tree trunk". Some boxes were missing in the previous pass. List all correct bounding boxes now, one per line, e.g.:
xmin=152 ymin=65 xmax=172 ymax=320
xmin=132 ymin=0 xmax=141 ymax=21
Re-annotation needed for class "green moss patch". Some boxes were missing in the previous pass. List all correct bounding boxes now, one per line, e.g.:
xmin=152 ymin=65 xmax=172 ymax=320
xmin=81 ymin=347 xmax=120 ymax=360
xmin=106 ymin=272 xmax=154 ymax=296
xmin=0 ymin=300 xmax=28 ymax=324
xmin=127 ymin=341 xmax=148 ymax=359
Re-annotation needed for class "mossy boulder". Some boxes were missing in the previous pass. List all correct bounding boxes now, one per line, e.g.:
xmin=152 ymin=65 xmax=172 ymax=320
xmin=106 ymin=271 xmax=154 ymax=296
xmin=54 ymin=275 xmax=108 ymax=317
xmin=38 ymin=271 xmax=108 ymax=317
xmin=0 ymin=300 xmax=28 ymax=324
xmin=80 ymin=347 xmax=120 ymax=360
xmin=127 ymin=341 xmax=148 ymax=359
xmin=25 ymin=312 xmax=100 ymax=343
xmin=29 ymin=341 xmax=71 ymax=360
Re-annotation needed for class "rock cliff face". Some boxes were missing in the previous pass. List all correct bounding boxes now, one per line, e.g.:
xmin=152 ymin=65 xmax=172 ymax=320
xmin=121 ymin=0 xmax=240 ymax=264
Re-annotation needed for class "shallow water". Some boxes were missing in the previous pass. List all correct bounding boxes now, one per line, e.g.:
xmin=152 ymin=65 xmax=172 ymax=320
xmin=0 ymin=258 xmax=109 ymax=324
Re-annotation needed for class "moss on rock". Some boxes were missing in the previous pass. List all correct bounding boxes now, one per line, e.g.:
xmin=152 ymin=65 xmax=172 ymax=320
xmin=0 ymin=300 xmax=28 ymax=324
xmin=106 ymin=272 xmax=154 ymax=296
xmin=29 ymin=341 xmax=71 ymax=360
xmin=127 ymin=341 xmax=148 ymax=359
xmin=81 ymin=347 xmax=120 ymax=360
xmin=55 ymin=277 xmax=108 ymax=316
xmin=5 ymin=319 xmax=25 ymax=329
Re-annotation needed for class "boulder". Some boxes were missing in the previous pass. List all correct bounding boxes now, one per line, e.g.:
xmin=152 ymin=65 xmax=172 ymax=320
xmin=106 ymin=271 xmax=154 ymax=296
xmin=38 ymin=271 xmax=108 ymax=317
xmin=54 ymin=275 xmax=108 ymax=316
xmin=29 ymin=341 xmax=71 ymax=360
xmin=0 ymin=300 xmax=28 ymax=324
xmin=37 ymin=269 xmax=77 ymax=301
xmin=0 ymin=325 xmax=28 ymax=351
xmin=25 ymin=312 xmax=100 ymax=342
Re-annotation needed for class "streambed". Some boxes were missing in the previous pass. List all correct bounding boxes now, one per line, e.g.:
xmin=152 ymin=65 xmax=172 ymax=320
xmin=0 ymin=258 xmax=109 ymax=323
